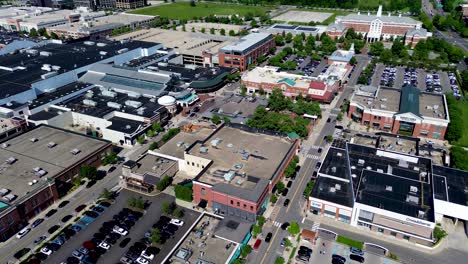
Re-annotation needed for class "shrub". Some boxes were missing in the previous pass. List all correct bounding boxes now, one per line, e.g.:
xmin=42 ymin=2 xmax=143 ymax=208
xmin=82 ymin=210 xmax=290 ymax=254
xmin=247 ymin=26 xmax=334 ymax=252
xmin=288 ymin=222 xmax=300 ymax=235
xmin=240 ymin=245 xmax=252 ymax=258
xmin=270 ymin=194 xmax=278 ymax=204
xmin=162 ymin=128 xmax=181 ymax=142
xmin=336 ymin=235 xmax=364 ymax=249
xmin=161 ymin=201 xmax=176 ymax=215
xmin=156 ymin=175 xmax=172 ymax=191
xmin=174 ymin=185 xmax=193 ymax=202
xmin=149 ymin=142 xmax=158 ymax=150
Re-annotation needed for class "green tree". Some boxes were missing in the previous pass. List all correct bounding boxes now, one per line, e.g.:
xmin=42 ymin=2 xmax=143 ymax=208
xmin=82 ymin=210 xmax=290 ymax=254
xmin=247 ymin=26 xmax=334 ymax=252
xmin=391 ymin=38 xmax=405 ymax=56
xmin=270 ymin=194 xmax=278 ymax=204
xmin=250 ymin=19 xmax=257 ymax=28
xmin=325 ymin=135 xmax=333 ymax=142
xmin=274 ymin=257 xmax=285 ymax=264
xmin=288 ymin=221 xmax=300 ymax=235
xmin=257 ymin=216 xmax=266 ymax=227
xmin=200 ymin=28 xmax=206 ymax=34
xmin=379 ymin=49 xmax=393 ymax=64
xmin=29 ymin=28 xmax=38 ymax=37
xmin=161 ymin=201 xmax=176 ymax=215
xmin=174 ymin=185 xmax=193 ymax=202
xmin=240 ymin=245 xmax=252 ymax=258
xmin=149 ymin=142 xmax=158 ymax=150
xmin=252 ymin=224 xmax=262 ymax=237
xmin=156 ymin=175 xmax=172 ymax=191
xmin=337 ymin=113 xmax=343 ymax=121
xmin=210 ymin=28 xmax=215 ymax=34
xmin=220 ymin=28 xmax=226 ymax=36
xmin=128 ymin=196 xmax=145 ymax=209
xmin=434 ymin=225 xmax=447 ymax=242
xmin=285 ymin=32 xmax=293 ymax=43
xmin=293 ymin=35 xmax=304 ymax=52
xmin=349 ymin=56 xmax=357 ymax=65
xmin=173 ymin=207 xmax=184 ymax=218
xmin=152 ymin=122 xmax=164 ymax=132
xmin=369 ymin=41 xmax=384 ymax=56
xmin=275 ymin=182 xmax=285 ymax=194
xmin=450 ymin=146 xmax=468 ymax=170
xmin=80 ymin=166 xmax=97 ymax=180
xmin=268 ymin=89 xmax=290 ymax=112
xmin=150 ymin=229 xmax=163 ymax=244
xmin=146 ymin=129 xmax=155 ymax=137
xmin=162 ymin=128 xmax=181 ymax=142
xmin=229 ymin=29 xmax=236 ymax=36
xmin=212 ymin=114 xmax=221 ymax=125
xmin=182 ymin=24 xmax=186 ymax=32
xmin=137 ymin=135 xmax=145 ymax=144
xmin=223 ymin=116 xmax=231 ymax=123
xmin=102 ymin=152 xmax=118 ymax=165
xmin=50 ymin=32 xmax=59 ymax=39
xmin=190 ymin=0 xmax=196 ymax=6
xmin=191 ymin=27 xmax=195 ymax=32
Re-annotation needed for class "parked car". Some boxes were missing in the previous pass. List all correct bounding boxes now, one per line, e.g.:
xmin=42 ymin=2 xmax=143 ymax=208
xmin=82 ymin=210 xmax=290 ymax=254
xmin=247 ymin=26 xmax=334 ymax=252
xmin=16 ymin=227 xmax=31 ymax=239
xmin=280 ymin=238 xmax=287 ymax=247
xmin=350 ymin=254 xmax=365 ymax=263
xmin=315 ymin=162 xmax=322 ymax=169
xmin=72 ymin=250 xmax=84 ymax=260
xmin=265 ymin=232 xmax=272 ymax=242
xmin=74 ymin=204 xmax=86 ymax=213
xmin=31 ymin=218 xmax=44 ymax=228
xmin=332 ymin=254 xmax=346 ymax=264
xmin=98 ymin=242 xmax=111 ymax=250
xmin=170 ymin=219 xmax=184 ymax=226
xmin=283 ymin=199 xmax=290 ymax=207
xmin=253 ymin=239 xmax=262 ymax=250
xmin=45 ymin=209 xmax=57 ymax=218
xmin=34 ymin=235 xmax=47 ymax=244
xmin=280 ymin=222 xmax=289 ymax=230
xmin=85 ymin=211 xmax=99 ymax=218
xmin=61 ymin=215 xmax=73 ymax=223
xmin=113 ymin=226 xmax=128 ymax=236
xmin=58 ymin=200 xmax=70 ymax=208
xmin=40 ymin=247 xmax=52 ymax=256
xmin=287 ymin=181 xmax=292 ymax=188
xmin=350 ymin=247 xmax=364 ymax=256
xmin=281 ymin=188 xmax=289 ymax=196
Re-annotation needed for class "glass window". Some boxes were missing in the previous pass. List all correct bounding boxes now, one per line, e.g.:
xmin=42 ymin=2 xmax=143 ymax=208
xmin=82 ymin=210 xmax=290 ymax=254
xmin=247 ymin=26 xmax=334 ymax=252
xmin=201 ymin=188 xmax=206 ymax=195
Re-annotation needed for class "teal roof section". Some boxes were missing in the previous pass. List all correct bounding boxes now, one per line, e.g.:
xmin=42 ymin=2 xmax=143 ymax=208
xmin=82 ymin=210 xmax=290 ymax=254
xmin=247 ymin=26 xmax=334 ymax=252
xmin=398 ymin=84 xmax=420 ymax=117
xmin=287 ymin=132 xmax=300 ymax=139
xmin=277 ymin=78 xmax=295 ymax=86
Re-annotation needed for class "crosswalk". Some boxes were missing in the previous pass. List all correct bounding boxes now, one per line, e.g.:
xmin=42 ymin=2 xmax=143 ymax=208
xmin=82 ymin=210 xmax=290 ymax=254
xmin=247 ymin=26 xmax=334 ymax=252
xmin=306 ymin=154 xmax=320 ymax=160
xmin=311 ymin=222 xmax=320 ymax=231
xmin=272 ymin=221 xmax=282 ymax=227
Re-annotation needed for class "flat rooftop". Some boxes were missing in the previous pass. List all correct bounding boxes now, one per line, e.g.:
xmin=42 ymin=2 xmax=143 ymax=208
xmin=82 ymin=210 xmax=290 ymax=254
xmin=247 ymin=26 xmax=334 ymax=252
xmin=311 ymin=176 xmax=354 ymax=208
xmin=112 ymin=28 xmax=236 ymax=56
xmin=356 ymin=170 xmax=434 ymax=222
xmin=0 ymin=125 xmax=109 ymax=206
xmin=0 ymin=6 xmax=54 ymax=19
xmin=0 ymin=118 xmax=19 ymax=134
xmin=133 ymin=154 xmax=176 ymax=178
xmin=419 ymin=93 xmax=447 ymax=119
xmin=50 ymin=13 xmax=154 ymax=33
xmin=352 ymin=86 xmax=401 ymax=112
xmin=0 ymin=39 xmax=155 ymax=98
xmin=319 ymin=147 xmax=348 ymax=180
xmin=433 ymin=165 xmax=468 ymax=206
xmin=220 ymin=33 xmax=272 ymax=54
xmin=29 ymin=82 xmax=94 ymax=110
xmin=157 ymin=127 xmax=214 ymax=160
xmin=191 ymin=125 xmax=295 ymax=201
xmin=170 ymin=214 xmax=237 ymax=264
xmin=377 ymin=133 xmax=418 ymax=155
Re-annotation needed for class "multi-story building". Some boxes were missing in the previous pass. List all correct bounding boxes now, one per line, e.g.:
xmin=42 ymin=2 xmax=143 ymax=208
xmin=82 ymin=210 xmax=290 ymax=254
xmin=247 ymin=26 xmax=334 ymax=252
xmin=241 ymin=57 xmax=352 ymax=102
xmin=327 ymin=5 xmax=431 ymax=45
xmin=348 ymin=85 xmax=449 ymax=140
xmin=73 ymin=0 xmax=116 ymax=10
xmin=149 ymin=123 xmax=298 ymax=222
xmin=218 ymin=33 xmax=275 ymax=71
xmin=0 ymin=125 xmax=112 ymax=241
xmin=309 ymin=135 xmax=468 ymax=246
xmin=115 ymin=0 xmax=147 ymax=9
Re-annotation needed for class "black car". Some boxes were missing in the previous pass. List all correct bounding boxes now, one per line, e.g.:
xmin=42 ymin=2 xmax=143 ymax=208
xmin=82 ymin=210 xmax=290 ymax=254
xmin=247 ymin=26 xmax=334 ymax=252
xmin=287 ymin=181 xmax=292 ymax=188
xmin=66 ymin=256 xmax=80 ymax=264
xmin=61 ymin=215 xmax=73 ymax=223
xmin=312 ymin=171 xmax=318 ymax=177
xmin=265 ymin=232 xmax=272 ymax=242
xmin=86 ymin=180 xmax=96 ymax=188
xmin=108 ymin=166 xmax=116 ymax=173
xmin=315 ymin=162 xmax=322 ymax=169
xmin=108 ymin=232 xmax=122 ymax=240
xmin=85 ymin=211 xmax=99 ymax=218
xmin=99 ymin=227 xmax=112 ymax=234
xmin=281 ymin=188 xmax=289 ymax=196
xmin=48 ymin=225 xmax=60 ymax=234
xmin=327 ymin=118 xmax=331 ymax=122
xmin=280 ymin=222 xmax=290 ymax=230
xmin=48 ymin=243 xmax=61 ymax=251
xmin=58 ymin=200 xmax=70 ymax=208
xmin=99 ymin=201 xmax=111 ymax=208
xmin=31 ymin=218 xmax=44 ymax=228
xmin=93 ymin=233 xmax=106 ymax=239
xmin=34 ymin=235 xmax=47 ymax=244
xmin=63 ymin=228 xmax=76 ymax=238
xmin=93 ymin=206 xmax=105 ymax=213
xmin=45 ymin=209 xmax=58 ymax=218
xmin=75 ymin=204 xmax=86 ymax=213
xmin=120 ymin=238 xmax=131 ymax=248
xmin=318 ymin=148 xmax=323 ymax=153
xmin=332 ymin=254 xmax=346 ymax=264
xmin=106 ymin=237 xmax=117 ymax=245
xmin=295 ymin=165 xmax=301 ymax=172
xmin=283 ymin=199 xmax=290 ymax=207
xmin=350 ymin=254 xmax=365 ymax=263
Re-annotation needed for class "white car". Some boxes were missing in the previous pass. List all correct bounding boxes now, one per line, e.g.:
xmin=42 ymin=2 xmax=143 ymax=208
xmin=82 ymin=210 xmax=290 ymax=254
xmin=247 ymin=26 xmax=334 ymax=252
xmin=141 ymin=250 xmax=154 ymax=260
xmin=170 ymin=219 xmax=184 ymax=226
xmin=112 ymin=226 xmax=128 ymax=236
xmin=40 ymin=247 xmax=53 ymax=256
xmin=16 ymin=227 xmax=31 ymax=239
xmin=136 ymin=257 xmax=149 ymax=264
xmin=98 ymin=242 xmax=111 ymax=250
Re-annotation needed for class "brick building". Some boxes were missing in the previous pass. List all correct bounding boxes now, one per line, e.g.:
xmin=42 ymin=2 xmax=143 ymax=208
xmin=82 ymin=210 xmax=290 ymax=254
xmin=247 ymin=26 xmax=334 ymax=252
xmin=115 ymin=0 xmax=147 ymax=9
xmin=0 ymin=125 xmax=112 ymax=241
xmin=218 ymin=33 xmax=275 ymax=71
xmin=327 ymin=5 xmax=431 ymax=45
xmin=348 ymin=85 xmax=449 ymax=139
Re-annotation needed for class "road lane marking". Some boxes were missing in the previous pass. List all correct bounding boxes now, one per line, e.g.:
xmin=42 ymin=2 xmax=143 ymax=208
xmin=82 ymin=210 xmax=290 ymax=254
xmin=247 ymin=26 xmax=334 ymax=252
xmin=259 ymin=227 xmax=280 ymax=264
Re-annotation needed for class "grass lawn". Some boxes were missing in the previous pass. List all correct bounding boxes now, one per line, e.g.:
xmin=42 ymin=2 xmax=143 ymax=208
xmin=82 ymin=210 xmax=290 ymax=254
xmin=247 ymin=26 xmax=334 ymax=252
xmin=358 ymin=0 xmax=391 ymax=10
xmin=130 ymin=2 xmax=272 ymax=20
xmin=454 ymin=99 xmax=468 ymax=147
xmin=336 ymin=235 xmax=364 ymax=249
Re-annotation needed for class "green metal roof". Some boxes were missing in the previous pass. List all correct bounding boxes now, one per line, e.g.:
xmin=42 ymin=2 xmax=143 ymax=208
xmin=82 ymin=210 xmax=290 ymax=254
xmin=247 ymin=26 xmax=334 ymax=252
xmin=398 ymin=85 xmax=421 ymax=117
xmin=287 ymin=132 xmax=300 ymax=139
xmin=277 ymin=78 xmax=295 ymax=86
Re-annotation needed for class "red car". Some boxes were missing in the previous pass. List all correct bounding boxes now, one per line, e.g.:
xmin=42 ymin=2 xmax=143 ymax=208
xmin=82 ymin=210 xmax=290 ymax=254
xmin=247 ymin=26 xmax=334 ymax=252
xmin=253 ymin=239 xmax=262 ymax=250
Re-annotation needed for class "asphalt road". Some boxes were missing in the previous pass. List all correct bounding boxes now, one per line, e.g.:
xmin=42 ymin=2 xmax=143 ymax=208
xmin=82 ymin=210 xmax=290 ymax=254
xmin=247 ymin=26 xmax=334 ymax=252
xmin=0 ymin=142 xmax=151 ymax=264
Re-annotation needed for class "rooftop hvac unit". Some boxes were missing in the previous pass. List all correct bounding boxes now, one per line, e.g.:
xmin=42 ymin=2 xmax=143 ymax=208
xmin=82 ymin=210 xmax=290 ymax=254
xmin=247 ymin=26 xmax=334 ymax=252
xmin=358 ymin=159 xmax=365 ymax=165
xmin=25 ymin=49 xmax=38 ymax=55
xmin=385 ymin=185 xmax=393 ymax=191
xmin=70 ymin=148 xmax=81 ymax=155
xmin=0 ymin=188 xmax=9 ymax=197
xmin=6 ymin=157 xmax=16 ymax=164
xmin=83 ymin=99 xmax=97 ymax=107
xmin=418 ymin=210 xmax=425 ymax=219
xmin=199 ymin=147 xmax=208 ymax=154
xmin=117 ymin=48 xmax=129 ymax=54
xmin=410 ymin=186 xmax=418 ymax=193
xmin=41 ymin=72 xmax=58 ymax=79
xmin=223 ymin=170 xmax=235 ymax=182
xmin=406 ymin=194 xmax=419 ymax=204
xmin=176 ymin=141 xmax=184 ymax=148
xmin=33 ymin=167 xmax=41 ymax=172
xmin=39 ymin=51 xmax=52 ymax=56
xmin=96 ymin=42 xmax=107 ymax=47
xmin=51 ymin=65 xmax=61 ymax=71
xmin=337 ymin=152 xmax=342 ymax=157
xmin=128 ymin=92 xmax=141 ymax=99
xmin=35 ymin=169 xmax=47 ymax=177
xmin=335 ymin=184 xmax=341 ymax=190
xmin=47 ymin=142 xmax=57 ymax=148
xmin=329 ymin=187 xmax=336 ymax=193
xmin=3 ymin=194 xmax=17 ymax=202
xmin=84 ymin=41 xmax=95 ymax=46
xmin=107 ymin=102 xmax=121 ymax=109
xmin=30 ymin=138 xmax=38 ymax=142
xmin=99 ymin=51 xmax=107 ymax=56
xmin=331 ymin=167 xmax=337 ymax=173
xmin=210 ymin=138 xmax=222 ymax=147
xmin=125 ymin=100 xmax=143 ymax=108
xmin=102 ymin=90 xmax=117 ymax=98
xmin=2 ymin=143 xmax=9 ymax=148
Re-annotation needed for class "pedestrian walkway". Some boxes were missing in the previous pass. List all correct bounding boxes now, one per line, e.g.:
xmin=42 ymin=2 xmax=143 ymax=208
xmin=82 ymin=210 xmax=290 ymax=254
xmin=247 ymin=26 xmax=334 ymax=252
xmin=306 ymin=154 xmax=320 ymax=160
xmin=272 ymin=221 xmax=282 ymax=227
xmin=311 ymin=221 xmax=320 ymax=231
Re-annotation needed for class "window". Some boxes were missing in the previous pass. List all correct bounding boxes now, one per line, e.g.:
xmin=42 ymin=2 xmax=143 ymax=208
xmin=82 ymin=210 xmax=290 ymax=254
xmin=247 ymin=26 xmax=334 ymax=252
xmin=243 ymin=204 xmax=246 ymax=208
xmin=192 ymin=162 xmax=194 ymax=166
xmin=250 ymin=206 xmax=254 ymax=210
xmin=237 ymin=202 xmax=240 ymax=206
xmin=187 ymin=161 xmax=190 ymax=165
xmin=201 ymin=188 xmax=206 ymax=195
xmin=403 ymin=235 xmax=410 ymax=240
xmin=390 ymin=231 xmax=397 ymax=237
xmin=377 ymin=228 xmax=384 ymax=233
xmin=230 ymin=200 xmax=233 ymax=205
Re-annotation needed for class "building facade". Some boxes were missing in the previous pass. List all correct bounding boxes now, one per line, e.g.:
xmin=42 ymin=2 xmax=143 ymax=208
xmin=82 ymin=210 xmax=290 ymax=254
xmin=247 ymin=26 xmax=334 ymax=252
xmin=115 ymin=0 xmax=147 ymax=9
xmin=348 ymin=85 xmax=449 ymax=139
xmin=218 ymin=33 xmax=275 ymax=71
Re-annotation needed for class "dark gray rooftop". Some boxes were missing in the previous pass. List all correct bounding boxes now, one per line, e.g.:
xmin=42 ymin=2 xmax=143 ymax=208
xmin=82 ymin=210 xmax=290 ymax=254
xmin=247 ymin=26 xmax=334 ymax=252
xmin=106 ymin=117 xmax=145 ymax=134
xmin=433 ymin=165 xmax=468 ymax=206
xmin=310 ymin=176 xmax=354 ymax=208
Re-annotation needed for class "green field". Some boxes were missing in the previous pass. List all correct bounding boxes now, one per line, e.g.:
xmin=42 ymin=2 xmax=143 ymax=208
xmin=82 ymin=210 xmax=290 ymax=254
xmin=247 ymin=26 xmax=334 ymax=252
xmin=130 ymin=2 xmax=272 ymax=20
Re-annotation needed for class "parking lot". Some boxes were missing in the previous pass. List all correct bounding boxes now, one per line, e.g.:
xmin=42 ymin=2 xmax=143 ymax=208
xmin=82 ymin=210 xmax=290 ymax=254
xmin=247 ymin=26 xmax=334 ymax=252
xmin=41 ymin=190 xmax=200 ymax=264
xmin=371 ymin=64 xmax=456 ymax=96
xmin=279 ymin=54 xmax=326 ymax=77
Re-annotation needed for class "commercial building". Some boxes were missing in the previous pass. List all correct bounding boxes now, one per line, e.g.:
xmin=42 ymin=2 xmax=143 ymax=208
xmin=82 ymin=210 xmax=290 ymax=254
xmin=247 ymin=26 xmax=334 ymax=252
xmin=348 ymin=85 xmax=450 ymax=140
xmin=73 ymin=0 xmax=117 ymax=10
xmin=310 ymin=135 xmax=468 ymax=246
xmin=112 ymin=28 xmax=238 ymax=67
xmin=47 ymin=13 xmax=156 ymax=40
xmin=0 ymin=7 xmax=105 ymax=33
xmin=218 ymin=33 xmax=275 ymax=71
xmin=0 ymin=39 xmax=166 ymax=105
xmin=328 ymin=5 xmax=431 ymax=44
xmin=115 ymin=0 xmax=147 ymax=9
xmin=241 ymin=61 xmax=351 ymax=102
xmin=0 ymin=125 xmax=112 ymax=241
xmin=26 ymin=85 xmax=169 ymax=146
xmin=152 ymin=123 xmax=298 ymax=222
